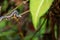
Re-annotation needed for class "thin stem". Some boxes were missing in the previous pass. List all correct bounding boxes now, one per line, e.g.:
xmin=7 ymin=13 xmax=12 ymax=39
xmin=19 ymin=10 xmax=29 ymax=16
xmin=5 ymin=3 xmax=23 ymax=16
xmin=30 ymin=18 xmax=46 ymax=40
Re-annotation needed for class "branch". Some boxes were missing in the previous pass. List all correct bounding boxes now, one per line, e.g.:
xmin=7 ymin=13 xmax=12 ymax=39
xmin=19 ymin=10 xmax=30 ymax=16
xmin=1 ymin=10 xmax=30 ymax=32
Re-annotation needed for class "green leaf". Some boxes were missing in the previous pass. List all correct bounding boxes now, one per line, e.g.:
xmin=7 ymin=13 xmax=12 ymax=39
xmin=17 ymin=4 xmax=24 ymax=13
xmin=30 ymin=0 xmax=54 ymax=30
xmin=0 ymin=20 xmax=7 ymax=28
xmin=1 ymin=0 xmax=8 ymax=12
xmin=54 ymin=24 xmax=57 ymax=39
xmin=32 ymin=37 xmax=38 ymax=40
xmin=0 ymin=30 xmax=16 ymax=36
xmin=24 ymin=33 xmax=33 ymax=40
xmin=40 ymin=18 xmax=47 ymax=34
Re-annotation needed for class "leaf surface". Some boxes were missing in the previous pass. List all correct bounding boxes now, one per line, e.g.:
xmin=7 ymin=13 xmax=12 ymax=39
xmin=30 ymin=0 xmax=54 ymax=29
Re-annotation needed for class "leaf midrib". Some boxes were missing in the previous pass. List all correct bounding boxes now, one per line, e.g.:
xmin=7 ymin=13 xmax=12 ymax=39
xmin=35 ymin=0 xmax=44 ymax=25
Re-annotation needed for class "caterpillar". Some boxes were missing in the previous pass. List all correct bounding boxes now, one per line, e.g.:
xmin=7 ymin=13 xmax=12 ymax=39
xmin=0 ymin=10 xmax=22 ymax=21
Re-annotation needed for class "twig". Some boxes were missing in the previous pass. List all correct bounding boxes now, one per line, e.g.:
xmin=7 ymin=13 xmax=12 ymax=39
xmin=5 ymin=3 xmax=23 ymax=16
xmin=30 ymin=18 xmax=46 ymax=40
xmin=0 ymin=10 xmax=29 ymax=21
xmin=19 ymin=10 xmax=29 ymax=16
xmin=1 ymin=10 xmax=30 ymax=32
xmin=5 ymin=0 xmax=29 ymax=16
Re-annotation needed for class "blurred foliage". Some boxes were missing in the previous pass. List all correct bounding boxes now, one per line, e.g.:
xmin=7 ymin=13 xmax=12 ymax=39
xmin=1 ymin=0 xmax=8 ymax=13
xmin=0 ymin=0 xmax=58 ymax=40
xmin=0 ymin=19 xmax=7 ymax=28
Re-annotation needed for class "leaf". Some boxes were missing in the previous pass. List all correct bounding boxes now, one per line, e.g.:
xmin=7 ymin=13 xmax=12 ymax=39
xmin=0 ymin=30 xmax=16 ymax=36
xmin=24 ymin=33 xmax=33 ymax=40
xmin=32 ymin=37 xmax=38 ymax=40
xmin=40 ymin=18 xmax=47 ymax=34
xmin=17 ymin=4 xmax=24 ymax=13
xmin=0 ymin=20 xmax=7 ymax=28
xmin=30 ymin=0 xmax=54 ymax=30
xmin=54 ymin=24 xmax=57 ymax=39
xmin=1 ymin=0 xmax=8 ymax=12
